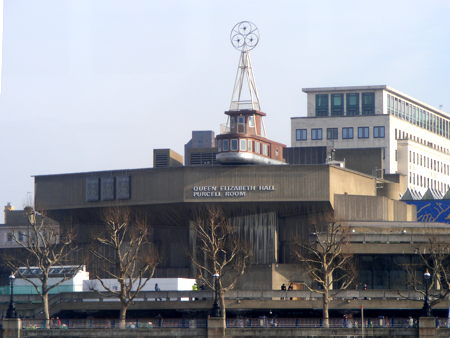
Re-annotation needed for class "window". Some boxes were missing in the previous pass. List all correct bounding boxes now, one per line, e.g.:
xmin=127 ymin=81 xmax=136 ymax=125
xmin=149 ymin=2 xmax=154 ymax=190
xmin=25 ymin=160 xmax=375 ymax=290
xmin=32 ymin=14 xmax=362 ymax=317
xmin=327 ymin=128 xmax=338 ymax=140
xmin=230 ymin=139 xmax=238 ymax=151
xmin=262 ymin=144 xmax=269 ymax=156
xmin=373 ymin=126 xmax=385 ymax=138
xmin=255 ymin=142 xmax=260 ymax=154
xmin=296 ymin=129 xmax=307 ymax=141
xmin=358 ymin=127 xmax=369 ymax=138
xmin=247 ymin=140 xmax=253 ymax=152
xmin=240 ymin=139 xmax=247 ymax=151
xmin=315 ymin=94 xmax=329 ymax=116
xmin=362 ymin=92 xmax=375 ymax=115
xmin=230 ymin=116 xmax=236 ymax=131
xmin=7 ymin=232 xmax=13 ymax=242
xmin=331 ymin=94 xmax=343 ymax=116
xmin=346 ymin=93 xmax=359 ymax=115
xmin=222 ymin=139 xmax=229 ymax=151
xmin=342 ymin=127 xmax=354 ymax=139
xmin=217 ymin=140 xmax=222 ymax=152
xmin=311 ymin=128 xmax=323 ymax=140
xmin=237 ymin=116 xmax=246 ymax=133
xmin=248 ymin=115 xmax=255 ymax=127
xmin=18 ymin=232 xmax=25 ymax=242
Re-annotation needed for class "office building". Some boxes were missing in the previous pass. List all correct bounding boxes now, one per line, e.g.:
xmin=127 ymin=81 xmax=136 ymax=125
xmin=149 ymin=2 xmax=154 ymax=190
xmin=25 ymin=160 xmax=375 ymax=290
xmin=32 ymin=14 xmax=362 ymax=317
xmin=291 ymin=85 xmax=450 ymax=197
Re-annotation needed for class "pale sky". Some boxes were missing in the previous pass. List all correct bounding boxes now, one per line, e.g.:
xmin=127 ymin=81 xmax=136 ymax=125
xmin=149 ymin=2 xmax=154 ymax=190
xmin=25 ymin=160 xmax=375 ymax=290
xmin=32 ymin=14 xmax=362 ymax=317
xmin=1 ymin=0 xmax=450 ymax=220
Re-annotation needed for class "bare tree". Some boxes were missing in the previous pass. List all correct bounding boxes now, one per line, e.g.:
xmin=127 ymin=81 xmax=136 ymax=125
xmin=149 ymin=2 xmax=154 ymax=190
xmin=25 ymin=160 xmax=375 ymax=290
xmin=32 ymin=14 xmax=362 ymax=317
xmin=7 ymin=207 xmax=80 ymax=327
xmin=403 ymin=236 xmax=450 ymax=313
xmin=90 ymin=207 xmax=158 ymax=329
xmin=295 ymin=222 xmax=355 ymax=328
xmin=190 ymin=207 xmax=250 ymax=319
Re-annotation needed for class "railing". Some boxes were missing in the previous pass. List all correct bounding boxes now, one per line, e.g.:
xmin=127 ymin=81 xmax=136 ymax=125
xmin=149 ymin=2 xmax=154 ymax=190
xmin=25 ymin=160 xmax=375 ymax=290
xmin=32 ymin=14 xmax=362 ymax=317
xmin=22 ymin=318 xmax=207 ymax=330
xmin=227 ymin=317 xmax=418 ymax=328
xmin=1 ymin=289 xmax=446 ymax=305
xmin=20 ymin=317 xmax=450 ymax=330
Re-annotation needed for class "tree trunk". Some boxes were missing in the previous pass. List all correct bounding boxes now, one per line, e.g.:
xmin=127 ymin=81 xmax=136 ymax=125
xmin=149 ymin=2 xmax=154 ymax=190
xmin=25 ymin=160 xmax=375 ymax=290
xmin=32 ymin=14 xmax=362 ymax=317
xmin=119 ymin=303 xmax=128 ymax=329
xmin=42 ymin=292 xmax=50 ymax=328
xmin=322 ymin=291 xmax=329 ymax=328
xmin=219 ymin=290 xmax=226 ymax=319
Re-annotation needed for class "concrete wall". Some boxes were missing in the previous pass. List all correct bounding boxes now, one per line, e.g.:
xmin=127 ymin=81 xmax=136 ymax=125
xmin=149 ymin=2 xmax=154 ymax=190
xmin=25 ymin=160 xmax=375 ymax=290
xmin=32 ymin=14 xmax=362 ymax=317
xmin=19 ymin=327 xmax=424 ymax=337
xmin=35 ymin=165 xmax=384 ymax=212
xmin=334 ymin=194 xmax=415 ymax=222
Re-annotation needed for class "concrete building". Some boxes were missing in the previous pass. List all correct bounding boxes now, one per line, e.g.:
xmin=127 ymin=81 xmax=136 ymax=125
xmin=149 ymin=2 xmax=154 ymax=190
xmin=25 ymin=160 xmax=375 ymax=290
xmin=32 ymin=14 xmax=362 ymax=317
xmin=30 ymin=163 xmax=428 ymax=291
xmin=291 ymin=85 xmax=450 ymax=197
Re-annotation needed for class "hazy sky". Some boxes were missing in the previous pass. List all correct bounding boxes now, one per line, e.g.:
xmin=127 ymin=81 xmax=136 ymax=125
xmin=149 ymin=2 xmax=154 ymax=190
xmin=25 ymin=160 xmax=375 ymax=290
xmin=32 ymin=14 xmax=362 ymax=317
xmin=1 ymin=0 xmax=449 ymax=220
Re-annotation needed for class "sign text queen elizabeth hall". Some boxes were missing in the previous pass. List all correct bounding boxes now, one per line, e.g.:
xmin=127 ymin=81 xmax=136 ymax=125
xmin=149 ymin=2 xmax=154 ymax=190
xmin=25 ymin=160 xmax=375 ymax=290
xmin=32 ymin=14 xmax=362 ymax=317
xmin=192 ymin=185 xmax=275 ymax=198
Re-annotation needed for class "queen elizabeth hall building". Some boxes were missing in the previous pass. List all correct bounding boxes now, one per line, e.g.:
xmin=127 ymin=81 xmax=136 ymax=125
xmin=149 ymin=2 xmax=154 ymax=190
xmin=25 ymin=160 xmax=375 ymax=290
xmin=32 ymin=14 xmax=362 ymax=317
xmin=33 ymin=163 xmax=435 ymax=290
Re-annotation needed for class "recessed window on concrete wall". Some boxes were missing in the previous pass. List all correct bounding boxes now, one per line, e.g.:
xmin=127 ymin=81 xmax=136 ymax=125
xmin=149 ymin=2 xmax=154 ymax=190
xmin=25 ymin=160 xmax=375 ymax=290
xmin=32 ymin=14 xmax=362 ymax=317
xmin=312 ymin=128 xmax=323 ymax=140
xmin=358 ymin=127 xmax=369 ymax=138
xmin=331 ymin=94 xmax=344 ymax=116
xmin=373 ymin=126 xmax=385 ymax=138
xmin=362 ymin=92 xmax=375 ymax=115
xmin=315 ymin=94 xmax=329 ymax=116
xmin=327 ymin=128 xmax=338 ymax=140
xmin=86 ymin=178 xmax=100 ymax=202
xmin=296 ymin=128 xmax=307 ymax=141
xmin=342 ymin=127 xmax=354 ymax=139
xmin=101 ymin=177 xmax=115 ymax=201
xmin=346 ymin=93 xmax=359 ymax=115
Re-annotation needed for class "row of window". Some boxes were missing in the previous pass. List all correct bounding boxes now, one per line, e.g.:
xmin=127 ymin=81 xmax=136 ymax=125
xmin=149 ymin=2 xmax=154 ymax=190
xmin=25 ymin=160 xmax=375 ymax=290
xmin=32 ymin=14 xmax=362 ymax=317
xmin=388 ymin=94 xmax=449 ymax=139
xmin=409 ymin=151 xmax=450 ymax=175
xmin=315 ymin=92 xmax=375 ymax=117
xmin=409 ymin=173 xmax=448 ymax=192
xmin=229 ymin=115 xmax=256 ymax=134
xmin=296 ymin=126 xmax=385 ymax=141
xmin=395 ymin=129 xmax=449 ymax=155
xmin=218 ymin=138 xmax=270 ymax=156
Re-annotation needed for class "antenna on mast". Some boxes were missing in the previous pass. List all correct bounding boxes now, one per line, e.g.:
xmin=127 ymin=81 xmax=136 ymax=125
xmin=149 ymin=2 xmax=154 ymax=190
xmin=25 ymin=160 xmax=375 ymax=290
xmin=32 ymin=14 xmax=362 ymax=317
xmin=229 ymin=21 xmax=261 ymax=112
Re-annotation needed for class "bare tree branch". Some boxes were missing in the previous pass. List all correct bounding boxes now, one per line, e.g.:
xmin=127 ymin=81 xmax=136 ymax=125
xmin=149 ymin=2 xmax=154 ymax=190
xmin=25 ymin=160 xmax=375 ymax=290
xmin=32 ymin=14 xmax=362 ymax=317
xmin=294 ymin=221 xmax=355 ymax=328
xmin=6 ymin=207 xmax=81 ymax=326
xmin=190 ymin=206 xmax=251 ymax=318
xmin=90 ymin=207 xmax=158 ymax=329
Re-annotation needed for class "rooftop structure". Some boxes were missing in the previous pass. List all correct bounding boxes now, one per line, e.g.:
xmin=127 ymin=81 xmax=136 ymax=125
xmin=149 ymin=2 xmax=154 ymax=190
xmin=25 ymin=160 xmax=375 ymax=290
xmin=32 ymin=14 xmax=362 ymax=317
xmin=215 ymin=22 xmax=285 ymax=165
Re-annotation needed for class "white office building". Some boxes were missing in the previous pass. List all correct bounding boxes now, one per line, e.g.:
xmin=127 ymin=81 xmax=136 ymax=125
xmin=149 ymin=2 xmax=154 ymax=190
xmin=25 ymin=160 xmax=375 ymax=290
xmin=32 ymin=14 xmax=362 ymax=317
xmin=291 ymin=85 xmax=450 ymax=197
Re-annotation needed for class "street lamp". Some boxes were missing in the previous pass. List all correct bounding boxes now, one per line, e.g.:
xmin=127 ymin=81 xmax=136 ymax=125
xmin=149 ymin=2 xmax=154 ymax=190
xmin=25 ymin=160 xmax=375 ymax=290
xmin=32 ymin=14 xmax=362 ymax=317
xmin=211 ymin=273 xmax=221 ymax=317
xmin=6 ymin=273 xmax=17 ymax=318
xmin=423 ymin=269 xmax=432 ymax=317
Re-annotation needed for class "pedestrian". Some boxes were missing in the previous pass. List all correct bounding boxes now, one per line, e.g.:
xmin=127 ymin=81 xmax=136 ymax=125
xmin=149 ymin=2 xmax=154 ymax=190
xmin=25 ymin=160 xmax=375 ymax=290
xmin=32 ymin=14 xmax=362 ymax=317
xmin=408 ymin=316 xmax=414 ymax=328
xmin=155 ymin=283 xmax=162 ymax=301
xmin=288 ymin=282 xmax=294 ymax=300
xmin=281 ymin=283 xmax=286 ymax=300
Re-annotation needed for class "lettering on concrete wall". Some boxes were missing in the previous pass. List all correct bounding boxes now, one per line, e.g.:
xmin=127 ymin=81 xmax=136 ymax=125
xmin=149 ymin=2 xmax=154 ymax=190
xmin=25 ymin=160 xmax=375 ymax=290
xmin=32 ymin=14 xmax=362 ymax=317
xmin=192 ymin=185 xmax=275 ymax=198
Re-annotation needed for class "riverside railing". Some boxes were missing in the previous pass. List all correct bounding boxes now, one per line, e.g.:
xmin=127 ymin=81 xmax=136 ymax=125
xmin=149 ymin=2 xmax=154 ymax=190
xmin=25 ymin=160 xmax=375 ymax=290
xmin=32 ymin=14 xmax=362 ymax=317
xmin=20 ymin=317 xmax=450 ymax=330
xmin=1 ymin=289 xmax=445 ymax=305
xmin=22 ymin=318 xmax=207 ymax=330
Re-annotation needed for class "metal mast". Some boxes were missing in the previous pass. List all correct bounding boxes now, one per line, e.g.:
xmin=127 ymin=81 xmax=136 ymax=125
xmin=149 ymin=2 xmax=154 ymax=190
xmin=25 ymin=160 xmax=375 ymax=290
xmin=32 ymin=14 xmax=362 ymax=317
xmin=229 ymin=21 xmax=261 ymax=112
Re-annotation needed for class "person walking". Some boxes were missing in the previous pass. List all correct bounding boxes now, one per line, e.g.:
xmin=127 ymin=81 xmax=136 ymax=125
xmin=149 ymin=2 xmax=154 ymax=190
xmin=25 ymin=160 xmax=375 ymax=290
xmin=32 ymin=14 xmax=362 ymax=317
xmin=288 ymin=282 xmax=294 ymax=300
xmin=281 ymin=283 xmax=287 ymax=300
xmin=155 ymin=283 xmax=162 ymax=301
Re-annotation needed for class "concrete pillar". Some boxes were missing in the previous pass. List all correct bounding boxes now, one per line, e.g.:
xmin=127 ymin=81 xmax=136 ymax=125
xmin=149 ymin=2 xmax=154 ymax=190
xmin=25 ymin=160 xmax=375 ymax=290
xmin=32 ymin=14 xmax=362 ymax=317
xmin=207 ymin=316 xmax=226 ymax=338
xmin=419 ymin=317 xmax=436 ymax=338
xmin=2 ymin=318 xmax=22 ymax=338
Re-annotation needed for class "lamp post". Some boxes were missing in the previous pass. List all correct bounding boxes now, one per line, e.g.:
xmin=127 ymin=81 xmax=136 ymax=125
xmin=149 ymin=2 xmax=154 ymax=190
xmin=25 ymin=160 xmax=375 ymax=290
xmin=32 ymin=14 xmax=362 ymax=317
xmin=423 ymin=269 xmax=432 ymax=317
xmin=211 ymin=273 xmax=221 ymax=317
xmin=6 ymin=273 xmax=17 ymax=318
